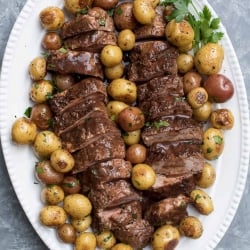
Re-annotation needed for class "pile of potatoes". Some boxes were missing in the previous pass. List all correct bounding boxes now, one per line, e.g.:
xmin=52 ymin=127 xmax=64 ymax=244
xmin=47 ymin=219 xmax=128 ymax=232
xmin=10 ymin=0 xmax=236 ymax=249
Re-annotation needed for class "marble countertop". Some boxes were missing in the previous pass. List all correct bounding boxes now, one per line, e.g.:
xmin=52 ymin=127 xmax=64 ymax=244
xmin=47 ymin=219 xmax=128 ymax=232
xmin=0 ymin=0 xmax=249 ymax=249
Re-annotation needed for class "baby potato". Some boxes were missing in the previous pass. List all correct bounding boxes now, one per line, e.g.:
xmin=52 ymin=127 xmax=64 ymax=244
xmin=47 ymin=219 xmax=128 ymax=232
xmin=122 ymin=129 xmax=141 ymax=146
xmin=30 ymin=80 xmax=54 ymax=103
xmin=152 ymin=225 xmax=180 ymax=250
xmin=187 ymin=87 xmax=208 ymax=109
xmin=194 ymin=43 xmax=224 ymax=75
xmin=41 ymin=185 xmax=65 ymax=205
xmin=63 ymin=194 xmax=92 ymax=219
xmin=30 ymin=103 xmax=53 ymax=130
xmin=75 ymin=232 xmax=96 ymax=250
xmin=62 ymin=176 xmax=81 ymax=194
xmin=96 ymin=231 xmax=116 ymax=249
xmin=150 ymin=0 xmax=160 ymax=8
xmin=183 ymin=71 xmax=202 ymax=94
xmin=117 ymin=106 xmax=145 ymax=132
xmin=29 ymin=57 xmax=47 ymax=81
xmin=131 ymin=163 xmax=156 ymax=190
xmin=54 ymin=73 xmax=75 ymax=91
xmin=42 ymin=32 xmax=62 ymax=50
xmin=93 ymin=0 xmax=118 ymax=10
xmin=190 ymin=189 xmax=214 ymax=215
xmin=104 ymin=63 xmax=124 ymax=80
xmin=100 ymin=45 xmax=123 ymax=67
xmin=107 ymin=100 xmax=129 ymax=122
xmin=125 ymin=143 xmax=147 ymax=164
xmin=118 ymin=29 xmax=136 ymax=51
xmin=57 ymin=223 xmax=76 ymax=244
xmin=201 ymin=127 xmax=224 ymax=160
xmin=33 ymin=130 xmax=62 ymax=158
xmin=71 ymin=215 xmax=92 ymax=233
xmin=178 ymin=42 xmax=193 ymax=53
xmin=11 ymin=117 xmax=37 ymax=144
xmin=107 ymin=78 xmax=137 ymax=104
xmin=111 ymin=243 xmax=133 ymax=250
xmin=40 ymin=7 xmax=65 ymax=30
xmin=176 ymin=53 xmax=194 ymax=74
xmin=192 ymin=101 xmax=213 ymax=122
xmin=35 ymin=160 xmax=64 ymax=185
xmin=39 ymin=205 xmax=67 ymax=227
xmin=179 ymin=216 xmax=203 ymax=239
xmin=210 ymin=108 xmax=234 ymax=130
xmin=133 ymin=0 xmax=156 ymax=25
xmin=50 ymin=149 xmax=75 ymax=173
xmin=64 ymin=0 xmax=94 ymax=15
xmin=165 ymin=19 xmax=194 ymax=48
xmin=195 ymin=162 xmax=216 ymax=188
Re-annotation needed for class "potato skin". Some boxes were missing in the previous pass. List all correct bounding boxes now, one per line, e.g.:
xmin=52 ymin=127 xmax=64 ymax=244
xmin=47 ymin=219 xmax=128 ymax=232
xmin=42 ymin=32 xmax=62 ymax=50
xmin=194 ymin=43 xmax=224 ymax=75
xmin=192 ymin=101 xmax=213 ymax=122
xmin=133 ymin=0 xmax=156 ymax=25
xmin=75 ymin=232 xmax=96 ymax=250
xmin=29 ymin=57 xmax=47 ymax=81
xmin=187 ymin=87 xmax=208 ymax=109
xmin=195 ymin=162 xmax=216 ymax=188
xmin=118 ymin=29 xmax=136 ymax=51
xmin=61 ymin=176 xmax=81 ymax=194
xmin=96 ymin=231 xmax=116 ymax=249
xmin=122 ymin=129 xmax=141 ymax=146
xmin=111 ymin=243 xmax=133 ymax=250
xmin=178 ymin=216 xmax=203 ymax=239
xmin=100 ymin=45 xmax=123 ymax=67
xmin=57 ymin=223 xmax=76 ymax=243
xmin=41 ymin=185 xmax=65 ymax=205
xmin=125 ymin=143 xmax=147 ymax=164
xmin=176 ymin=53 xmax=194 ymax=74
xmin=64 ymin=0 xmax=94 ymax=14
xmin=104 ymin=63 xmax=124 ymax=80
xmin=210 ymin=108 xmax=234 ymax=130
xmin=30 ymin=80 xmax=53 ymax=103
xmin=71 ymin=215 xmax=92 ymax=233
xmin=107 ymin=100 xmax=129 ymax=122
xmin=54 ymin=74 xmax=75 ymax=91
xmin=93 ymin=0 xmax=118 ymax=9
xmin=183 ymin=71 xmax=202 ymax=94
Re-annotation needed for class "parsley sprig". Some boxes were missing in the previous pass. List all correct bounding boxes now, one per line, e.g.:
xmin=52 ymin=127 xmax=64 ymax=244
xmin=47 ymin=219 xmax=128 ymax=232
xmin=160 ymin=0 xmax=224 ymax=52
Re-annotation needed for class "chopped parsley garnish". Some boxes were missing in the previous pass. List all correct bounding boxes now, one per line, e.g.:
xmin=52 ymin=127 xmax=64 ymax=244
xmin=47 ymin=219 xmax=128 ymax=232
xmin=115 ymin=7 xmax=123 ymax=16
xmin=213 ymin=135 xmax=223 ymax=145
xmin=24 ymin=107 xmax=32 ymax=118
xmin=58 ymin=47 xmax=68 ymax=54
xmin=98 ymin=18 xmax=106 ymax=26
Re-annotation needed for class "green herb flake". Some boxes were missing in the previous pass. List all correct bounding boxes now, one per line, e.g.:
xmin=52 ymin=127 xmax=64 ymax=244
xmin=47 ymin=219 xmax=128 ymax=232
xmin=78 ymin=7 xmax=89 ymax=15
xmin=58 ymin=47 xmax=68 ymax=54
xmin=98 ymin=18 xmax=106 ymax=26
xmin=63 ymin=182 xmax=76 ymax=188
xmin=107 ymin=8 xmax=115 ymax=17
xmin=213 ymin=135 xmax=223 ymax=145
xmin=194 ymin=193 xmax=202 ymax=201
xmin=153 ymin=120 xmax=169 ymax=129
xmin=41 ymin=51 xmax=50 ymax=59
xmin=207 ymin=147 xmax=213 ymax=154
xmin=115 ymin=7 xmax=123 ymax=16
xmin=35 ymin=167 xmax=44 ymax=174
xmin=24 ymin=107 xmax=32 ymax=118
xmin=45 ymin=92 xmax=53 ymax=100
xmin=103 ymin=234 xmax=112 ymax=243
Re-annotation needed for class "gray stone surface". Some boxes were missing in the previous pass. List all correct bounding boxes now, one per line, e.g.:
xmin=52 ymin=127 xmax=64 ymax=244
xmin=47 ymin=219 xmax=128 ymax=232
xmin=0 ymin=0 xmax=249 ymax=249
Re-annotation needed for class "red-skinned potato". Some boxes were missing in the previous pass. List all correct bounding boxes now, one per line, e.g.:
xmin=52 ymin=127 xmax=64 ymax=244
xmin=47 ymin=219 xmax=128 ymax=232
xmin=203 ymin=74 xmax=234 ymax=103
xmin=93 ymin=0 xmax=118 ymax=9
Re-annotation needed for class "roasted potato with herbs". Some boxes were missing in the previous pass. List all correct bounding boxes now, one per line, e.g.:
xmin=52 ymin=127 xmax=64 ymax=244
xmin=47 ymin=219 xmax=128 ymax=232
xmin=195 ymin=162 xmax=216 ymax=188
xmin=210 ymin=108 xmax=234 ymax=130
xmin=190 ymin=189 xmax=214 ymax=215
xmin=201 ymin=127 xmax=224 ymax=160
xmin=64 ymin=0 xmax=94 ymax=14
xmin=192 ymin=101 xmax=213 ymax=122
xmin=107 ymin=78 xmax=137 ymax=104
xmin=187 ymin=87 xmax=208 ymax=109
xmin=30 ymin=80 xmax=54 ymax=103
xmin=93 ymin=0 xmax=118 ymax=9
xmin=11 ymin=117 xmax=37 ymax=144
xmin=42 ymin=32 xmax=62 ymax=50
xmin=71 ymin=215 xmax=92 ymax=233
xmin=96 ymin=231 xmax=116 ymax=249
xmin=57 ymin=223 xmax=76 ymax=244
xmin=100 ymin=45 xmax=123 ymax=67
xmin=118 ymin=29 xmax=136 ymax=51
xmin=125 ymin=143 xmax=147 ymax=164
xmin=75 ymin=232 xmax=96 ymax=250
xmin=39 ymin=205 xmax=67 ymax=227
xmin=122 ymin=129 xmax=141 ymax=146
xmin=39 ymin=7 xmax=65 ymax=30
xmin=176 ymin=53 xmax=194 ymax=74
xmin=133 ymin=0 xmax=156 ymax=25
xmin=183 ymin=71 xmax=202 ymax=94
xmin=41 ymin=185 xmax=65 ymax=205
xmin=194 ymin=43 xmax=224 ymax=75
xmin=179 ymin=216 xmax=203 ymax=239
xmin=111 ymin=243 xmax=133 ymax=250
xmin=152 ymin=225 xmax=180 ymax=250
xmin=165 ymin=19 xmax=194 ymax=48
xmin=107 ymin=100 xmax=129 ymax=122
xmin=61 ymin=176 xmax=81 ymax=194
xmin=29 ymin=57 xmax=47 ymax=81
xmin=54 ymin=73 xmax=75 ymax=91
xmin=104 ymin=63 xmax=124 ymax=80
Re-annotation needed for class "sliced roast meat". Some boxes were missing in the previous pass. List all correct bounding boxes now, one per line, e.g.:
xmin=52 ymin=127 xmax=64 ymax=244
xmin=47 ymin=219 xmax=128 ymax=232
xmin=64 ymin=30 xmax=117 ymax=52
xmin=61 ymin=7 xmax=115 ymax=39
xmin=146 ymin=173 xmax=196 ymax=200
xmin=49 ymin=78 xmax=107 ymax=114
xmin=89 ymin=159 xmax=132 ymax=185
xmin=113 ymin=219 xmax=154 ymax=249
xmin=89 ymin=179 xmax=141 ymax=209
xmin=60 ymin=110 xmax=121 ymax=153
xmin=47 ymin=50 xmax=103 ymax=79
xmin=134 ymin=6 xmax=166 ymax=40
xmin=137 ymin=75 xmax=184 ymax=103
xmin=144 ymin=194 xmax=190 ymax=226
xmin=142 ymin=117 xmax=203 ymax=146
xmin=139 ymin=95 xmax=193 ymax=121
xmin=72 ymin=134 xmax=126 ymax=173
xmin=146 ymin=142 xmax=204 ymax=176
xmin=93 ymin=200 xmax=142 ymax=232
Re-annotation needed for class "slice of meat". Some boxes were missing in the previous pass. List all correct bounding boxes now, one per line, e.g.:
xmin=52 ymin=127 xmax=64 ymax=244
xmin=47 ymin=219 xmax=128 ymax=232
xmin=146 ymin=142 xmax=204 ymax=176
xmin=60 ymin=111 xmax=121 ymax=153
xmin=137 ymin=75 xmax=184 ymax=103
xmin=146 ymin=173 xmax=196 ymax=200
xmin=64 ymin=30 xmax=117 ymax=52
xmin=89 ymin=180 xmax=142 ymax=209
xmin=144 ymin=194 xmax=190 ymax=226
xmin=49 ymin=78 xmax=107 ymax=114
xmin=113 ymin=219 xmax=154 ymax=249
xmin=142 ymin=117 xmax=203 ymax=146
xmin=139 ymin=96 xmax=193 ymax=121
xmin=61 ymin=7 xmax=115 ymax=39
xmin=93 ymin=201 xmax=142 ymax=232
xmin=89 ymin=159 xmax=132 ymax=185
xmin=47 ymin=50 xmax=103 ymax=79
xmin=72 ymin=135 xmax=126 ymax=173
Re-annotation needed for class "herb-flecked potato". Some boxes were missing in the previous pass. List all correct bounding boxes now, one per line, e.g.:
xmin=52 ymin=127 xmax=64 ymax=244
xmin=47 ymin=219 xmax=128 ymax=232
xmin=64 ymin=0 xmax=94 ymax=14
xmin=133 ymin=0 xmax=156 ymax=25
xmin=107 ymin=78 xmax=137 ymax=104
xmin=125 ymin=143 xmax=147 ymax=164
xmin=41 ymin=185 xmax=65 ymax=205
xmin=30 ymin=80 xmax=54 ymax=103
xmin=100 ymin=45 xmax=123 ymax=67
xmin=71 ymin=215 xmax=92 ymax=233
xmin=152 ymin=225 xmax=180 ymax=250
xmin=75 ymin=232 xmax=96 ymax=250
xmin=178 ymin=216 xmax=203 ymax=239
xmin=29 ymin=57 xmax=47 ymax=81
xmin=194 ymin=43 xmax=224 ymax=75
xmin=165 ymin=19 xmax=194 ymax=48
xmin=42 ymin=32 xmax=62 ymax=50
xmin=54 ymin=73 xmax=75 ymax=91
xmin=111 ymin=243 xmax=133 ymax=250
xmin=122 ymin=129 xmax=141 ymax=146
xmin=104 ymin=63 xmax=124 ymax=80
xmin=183 ymin=71 xmax=202 ymax=94
xmin=192 ymin=101 xmax=213 ymax=122
xmin=93 ymin=0 xmax=118 ymax=9
xmin=39 ymin=205 xmax=67 ymax=227
xmin=176 ymin=53 xmax=194 ymax=74
xmin=39 ymin=7 xmax=65 ymax=30
xmin=107 ymin=100 xmax=129 ymax=122
xmin=195 ymin=162 xmax=216 ymax=188
xmin=57 ymin=223 xmax=76 ymax=243
xmin=210 ymin=108 xmax=234 ymax=130
xmin=118 ymin=29 xmax=136 ymax=51
xmin=190 ymin=189 xmax=214 ymax=215
xmin=96 ymin=231 xmax=116 ymax=249
xmin=62 ymin=176 xmax=81 ymax=194
xmin=11 ymin=117 xmax=37 ymax=144
xmin=187 ymin=87 xmax=208 ymax=109
xmin=201 ymin=127 xmax=224 ymax=160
